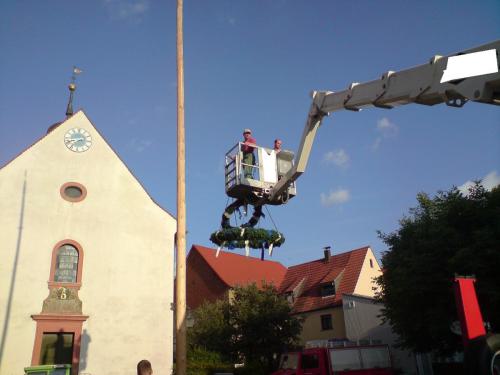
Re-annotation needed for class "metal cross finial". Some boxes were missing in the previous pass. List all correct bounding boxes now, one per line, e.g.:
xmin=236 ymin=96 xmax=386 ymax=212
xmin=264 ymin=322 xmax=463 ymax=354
xmin=66 ymin=66 xmax=83 ymax=118
xmin=71 ymin=66 xmax=82 ymax=83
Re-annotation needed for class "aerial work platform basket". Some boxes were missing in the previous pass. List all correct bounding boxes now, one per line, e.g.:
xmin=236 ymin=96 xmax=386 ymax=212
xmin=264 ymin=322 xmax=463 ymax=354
xmin=224 ymin=142 xmax=296 ymax=205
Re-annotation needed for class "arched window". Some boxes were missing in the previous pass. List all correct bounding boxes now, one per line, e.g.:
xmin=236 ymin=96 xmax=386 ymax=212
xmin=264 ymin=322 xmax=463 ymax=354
xmin=54 ymin=244 xmax=79 ymax=283
xmin=49 ymin=240 xmax=84 ymax=288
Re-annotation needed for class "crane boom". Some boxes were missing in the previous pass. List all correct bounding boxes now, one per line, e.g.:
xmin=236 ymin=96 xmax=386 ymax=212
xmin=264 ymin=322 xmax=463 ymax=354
xmin=269 ymin=40 xmax=500 ymax=201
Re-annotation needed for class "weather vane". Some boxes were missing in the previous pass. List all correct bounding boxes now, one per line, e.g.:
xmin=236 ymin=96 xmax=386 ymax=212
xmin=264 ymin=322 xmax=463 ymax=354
xmin=65 ymin=66 xmax=83 ymax=118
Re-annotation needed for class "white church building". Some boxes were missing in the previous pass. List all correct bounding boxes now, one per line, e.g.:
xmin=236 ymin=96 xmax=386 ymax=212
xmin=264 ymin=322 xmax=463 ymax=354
xmin=0 ymin=110 xmax=176 ymax=375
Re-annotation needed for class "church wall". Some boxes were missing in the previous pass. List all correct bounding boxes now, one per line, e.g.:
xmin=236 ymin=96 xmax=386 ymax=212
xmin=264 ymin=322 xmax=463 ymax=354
xmin=0 ymin=112 xmax=175 ymax=375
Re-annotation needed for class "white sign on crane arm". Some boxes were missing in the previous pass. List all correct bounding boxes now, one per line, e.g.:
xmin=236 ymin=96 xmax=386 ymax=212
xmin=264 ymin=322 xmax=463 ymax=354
xmin=440 ymin=48 xmax=498 ymax=83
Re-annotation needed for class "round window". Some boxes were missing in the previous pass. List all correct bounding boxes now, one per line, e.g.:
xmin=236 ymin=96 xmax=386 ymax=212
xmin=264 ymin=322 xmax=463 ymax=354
xmin=60 ymin=182 xmax=87 ymax=202
xmin=64 ymin=186 xmax=82 ymax=198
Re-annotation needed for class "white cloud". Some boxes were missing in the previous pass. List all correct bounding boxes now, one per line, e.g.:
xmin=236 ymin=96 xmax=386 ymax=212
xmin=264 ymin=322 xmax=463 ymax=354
xmin=377 ymin=117 xmax=398 ymax=135
xmin=458 ymin=180 xmax=474 ymax=195
xmin=129 ymin=138 xmax=152 ymax=153
xmin=323 ymin=149 xmax=349 ymax=168
xmin=372 ymin=117 xmax=398 ymax=151
xmin=371 ymin=137 xmax=382 ymax=151
xmin=320 ymin=188 xmax=350 ymax=207
xmin=104 ymin=0 xmax=149 ymax=21
xmin=483 ymin=171 xmax=500 ymax=190
xmin=458 ymin=170 xmax=500 ymax=195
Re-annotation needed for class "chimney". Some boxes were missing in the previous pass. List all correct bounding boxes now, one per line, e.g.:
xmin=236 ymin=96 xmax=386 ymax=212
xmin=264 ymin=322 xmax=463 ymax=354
xmin=323 ymin=246 xmax=331 ymax=263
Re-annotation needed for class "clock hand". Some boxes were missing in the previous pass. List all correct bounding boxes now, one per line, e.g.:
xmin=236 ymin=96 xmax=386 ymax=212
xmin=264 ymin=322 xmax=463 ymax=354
xmin=65 ymin=138 xmax=84 ymax=144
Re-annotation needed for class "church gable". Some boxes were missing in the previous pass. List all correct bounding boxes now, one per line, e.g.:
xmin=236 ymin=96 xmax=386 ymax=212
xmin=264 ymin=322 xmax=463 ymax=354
xmin=0 ymin=110 xmax=175 ymax=223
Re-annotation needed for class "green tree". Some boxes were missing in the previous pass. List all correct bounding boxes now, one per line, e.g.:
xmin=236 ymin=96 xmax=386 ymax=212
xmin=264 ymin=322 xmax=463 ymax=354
xmin=187 ymin=346 xmax=233 ymax=375
xmin=188 ymin=299 xmax=233 ymax=359
xmin=376 ymin=184 xmax=500 ymax=355
xmin=172 ymin=346 xmax=233 ymax=375
xmin=230 ymin=283 xmax=302 ymax=373
xmin=188 ymin=283 xmax=302 ymax=374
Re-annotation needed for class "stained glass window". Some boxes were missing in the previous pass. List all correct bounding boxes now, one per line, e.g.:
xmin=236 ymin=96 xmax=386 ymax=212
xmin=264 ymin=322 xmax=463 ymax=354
xmin=54 ymin=244 xmax=79 ymax=283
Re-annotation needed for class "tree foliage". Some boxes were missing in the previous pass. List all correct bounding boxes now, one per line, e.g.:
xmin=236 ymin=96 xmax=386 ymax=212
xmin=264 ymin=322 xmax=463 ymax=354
xmin=188 ymin=299 xmax=233 ymax=357
xmin=188 ymin=283 xmax=302 ymax=374
xmin=172 ymin=346 xmax=233 ymax=375
xmin=187 ymin=347 xmax=233 ymax=375
xmin=376 ymin=184 xmax=500 ymax=355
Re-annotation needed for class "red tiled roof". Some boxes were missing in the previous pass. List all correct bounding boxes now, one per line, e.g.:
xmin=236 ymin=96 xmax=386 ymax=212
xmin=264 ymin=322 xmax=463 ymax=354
xmin=189 ymin=245 xmax=287 ymax=288
xmin=279 ymin=247 xmax=369 ymax=314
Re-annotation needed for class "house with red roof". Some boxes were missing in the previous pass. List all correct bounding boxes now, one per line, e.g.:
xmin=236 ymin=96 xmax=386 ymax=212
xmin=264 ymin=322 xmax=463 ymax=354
xmin=186 ymin=244 xmax=287 ymax=310
xmin=279 ymin=246 xmax=382 ymax=344
xmin=186 ymin=245 xmax=381 ymax=338
xmin=186 ymin=244 xmax=422 ymax=373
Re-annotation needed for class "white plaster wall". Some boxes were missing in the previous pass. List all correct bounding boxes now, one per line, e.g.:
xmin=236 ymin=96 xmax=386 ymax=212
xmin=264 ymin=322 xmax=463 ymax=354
xmin=343 ymin=295 xmax=418 ymax=375
xmin=0 ymin=111 xmax=175 ymax=375
xmin=353 ymin=248 xmax=382 ymax=297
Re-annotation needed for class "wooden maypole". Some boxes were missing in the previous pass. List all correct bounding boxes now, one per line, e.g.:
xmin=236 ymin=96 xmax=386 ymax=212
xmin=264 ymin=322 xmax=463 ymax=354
xmin=176 ymin=0 xmax=187 ymax=374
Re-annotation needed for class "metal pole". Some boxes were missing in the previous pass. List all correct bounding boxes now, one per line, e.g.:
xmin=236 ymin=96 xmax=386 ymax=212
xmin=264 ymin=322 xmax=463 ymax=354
xmin=175 ymin=0 xmax=187 ymax=373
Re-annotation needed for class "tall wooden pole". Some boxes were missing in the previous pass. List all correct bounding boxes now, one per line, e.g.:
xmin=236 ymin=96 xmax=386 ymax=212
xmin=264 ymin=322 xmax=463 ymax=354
xmin=176 ymin=0 xmax=187 ymax=374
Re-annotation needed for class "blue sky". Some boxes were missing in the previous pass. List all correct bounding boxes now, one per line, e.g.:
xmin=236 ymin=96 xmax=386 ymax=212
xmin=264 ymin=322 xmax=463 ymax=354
xmin=1 ymin=1 xmax=499 ymax=266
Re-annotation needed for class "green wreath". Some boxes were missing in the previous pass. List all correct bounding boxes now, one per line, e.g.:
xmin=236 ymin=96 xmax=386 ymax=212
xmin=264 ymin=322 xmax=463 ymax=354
xmin=210 ymin=227 xmax=285 ymax=250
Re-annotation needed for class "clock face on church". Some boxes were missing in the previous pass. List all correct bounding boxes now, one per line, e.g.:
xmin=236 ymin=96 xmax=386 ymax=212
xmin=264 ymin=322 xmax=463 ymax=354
xmin=64 ymin=128 xmax=92 ymax=152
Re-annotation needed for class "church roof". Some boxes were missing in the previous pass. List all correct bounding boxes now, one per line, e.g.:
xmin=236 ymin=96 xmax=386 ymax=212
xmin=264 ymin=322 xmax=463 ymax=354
xmin=189 ymin=244 xmax=287 ymax=288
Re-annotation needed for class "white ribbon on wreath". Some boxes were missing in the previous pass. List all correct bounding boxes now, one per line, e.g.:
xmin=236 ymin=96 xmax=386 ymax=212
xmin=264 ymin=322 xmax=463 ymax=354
xmin=216 ymin=241 xmax=226 ymax=258
xmin=269 ymin=234 xmax=282 ymax=256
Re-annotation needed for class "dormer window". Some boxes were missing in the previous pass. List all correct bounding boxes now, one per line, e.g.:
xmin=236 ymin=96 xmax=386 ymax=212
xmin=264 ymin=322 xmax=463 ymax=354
xmin=320 ymin=282 xmax=335 ymax=297
xmin=285 ymin=291 xmax=294 ymax=304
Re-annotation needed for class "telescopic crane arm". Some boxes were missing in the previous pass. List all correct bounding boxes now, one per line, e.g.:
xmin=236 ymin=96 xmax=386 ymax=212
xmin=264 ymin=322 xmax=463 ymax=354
xmin=270 ymin=40 xmax=500 ymax=202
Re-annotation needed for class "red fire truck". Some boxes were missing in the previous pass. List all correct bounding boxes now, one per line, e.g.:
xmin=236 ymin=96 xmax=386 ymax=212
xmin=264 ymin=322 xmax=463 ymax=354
xmin=272 ymin=344 xmax=394 ymax=375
